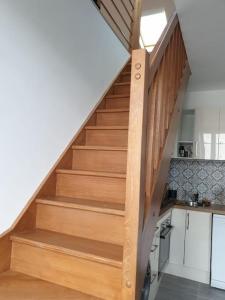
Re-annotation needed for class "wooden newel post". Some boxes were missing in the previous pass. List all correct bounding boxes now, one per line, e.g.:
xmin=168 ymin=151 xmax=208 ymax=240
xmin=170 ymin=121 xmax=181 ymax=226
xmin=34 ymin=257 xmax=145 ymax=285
xmin=130 ymin=0 xmax=143 ymax=50
xmin=121 ymin=49 xmax=149 ymax=300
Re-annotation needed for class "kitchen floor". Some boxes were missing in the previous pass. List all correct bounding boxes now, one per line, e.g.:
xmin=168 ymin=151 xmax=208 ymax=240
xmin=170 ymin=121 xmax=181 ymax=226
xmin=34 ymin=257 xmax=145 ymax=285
xmin=155 ymin=274 xmax=225 ymax=300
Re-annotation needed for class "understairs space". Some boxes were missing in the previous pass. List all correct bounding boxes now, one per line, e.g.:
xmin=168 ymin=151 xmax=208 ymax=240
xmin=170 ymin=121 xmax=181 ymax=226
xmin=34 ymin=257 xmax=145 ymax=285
xmin=156 ymin=274 xmax=225 ymax=300
xmin=0 ymin=271 xmax=100 ymax=300
xmin=1 ymin=61 xmax=132 ymax=300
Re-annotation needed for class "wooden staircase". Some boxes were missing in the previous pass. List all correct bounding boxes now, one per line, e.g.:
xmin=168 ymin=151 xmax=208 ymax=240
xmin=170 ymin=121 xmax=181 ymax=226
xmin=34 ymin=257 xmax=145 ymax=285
xmin=9 ymin=64 xmax=132 ymax=300
xmin=0 ymin=8 xmax=191 ymax=300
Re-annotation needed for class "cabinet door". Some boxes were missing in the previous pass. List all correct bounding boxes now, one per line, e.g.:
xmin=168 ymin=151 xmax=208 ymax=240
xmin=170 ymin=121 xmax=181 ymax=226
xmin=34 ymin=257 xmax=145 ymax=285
xmin=184 ymin=211 xmax=212 ymax=272
xmin=169 ymin=208 xmax=186 ymax=265
xmin=218 ymin=109 xmax=225 ymax=160
xmin=150 ymin=228 xmax=160 ymax=276
xmin=194 ymin=108 xmax=220 ymax=160
xmin=211 ymin=215 xmax=225 ymax=289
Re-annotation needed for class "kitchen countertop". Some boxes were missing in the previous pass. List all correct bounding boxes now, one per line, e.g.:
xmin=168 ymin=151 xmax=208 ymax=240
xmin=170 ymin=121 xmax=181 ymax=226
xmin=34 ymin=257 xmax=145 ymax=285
xmin=159 ymin=201 xmax=225 ymax=218
xmin=174 ymin=203 xmax=225 ymax=215
xmin=159 ymin=203 xmax=174 ymax=219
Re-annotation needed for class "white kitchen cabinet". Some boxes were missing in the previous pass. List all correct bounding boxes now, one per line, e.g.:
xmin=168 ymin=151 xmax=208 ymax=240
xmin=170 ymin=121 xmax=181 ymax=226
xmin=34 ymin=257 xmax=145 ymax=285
xmin=175 ymin=107 xmax=225 ymax=160
xmin=169 ymin=208 xmax=186 ymax=265
xmin=174 ymin=110 xmax=196 ymax=158
xmin=194 ymin=107 xmax=225 ymax=160
xmin=149 ymin=227 xmax=160 ymax=300
xmin=165 ymin=208 xmax=212 ymax=284
xmin=180 ymin=110 xmax=195 ymax=142
xmin=194 ymin=108 xmax=220 ymax=160
xmin=218 ymin=109 xmax=225 ymax=160
xmin=211 ymin=215 xmax=225 ymax=289
xmin=184 ymin=211 xmax=212 ymax=273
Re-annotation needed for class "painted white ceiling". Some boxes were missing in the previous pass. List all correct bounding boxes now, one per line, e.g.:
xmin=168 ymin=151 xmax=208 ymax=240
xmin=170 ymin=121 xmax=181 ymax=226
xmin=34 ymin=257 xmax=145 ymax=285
xmin=174 ymin=0 xmax=225 ymax=91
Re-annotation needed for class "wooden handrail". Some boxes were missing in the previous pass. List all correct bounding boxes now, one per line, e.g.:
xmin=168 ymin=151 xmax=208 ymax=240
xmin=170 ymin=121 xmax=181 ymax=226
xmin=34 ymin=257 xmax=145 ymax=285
xmin=122 ymin=13 xmax=191 ymax=300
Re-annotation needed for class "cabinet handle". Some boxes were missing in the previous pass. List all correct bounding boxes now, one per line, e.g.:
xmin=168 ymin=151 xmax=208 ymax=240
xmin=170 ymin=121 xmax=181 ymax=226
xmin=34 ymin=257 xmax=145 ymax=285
xmin=186 ymin=213 xmax=190 ymax=230
xmin=183 ymin=212 xmax=189 ymax=265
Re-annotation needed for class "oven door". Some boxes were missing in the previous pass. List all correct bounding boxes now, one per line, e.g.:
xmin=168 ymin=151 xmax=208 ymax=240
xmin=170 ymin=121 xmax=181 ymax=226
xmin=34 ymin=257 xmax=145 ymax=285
xmin=158 ymin=225 xmax=173 ymax=275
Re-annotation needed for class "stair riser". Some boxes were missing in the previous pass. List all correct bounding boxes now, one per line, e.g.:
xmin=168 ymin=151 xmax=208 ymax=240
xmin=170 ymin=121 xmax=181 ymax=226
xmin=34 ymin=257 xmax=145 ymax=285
xmin=72 ymin=149 xmax=127 ymax=173
xmin=56 ymin=173 xmax=126 ymax=203
xmin=112 ymin=84 xmax=130 ymax=95
xmin=123 ymin=65 xmax=131 ymax=72
xmin=36 ymin=204 xmax=124 ymax=245
xmin=105 ymin=98 xmax=130 ymax=109
xmin=11 ymin=242 xmax=121 ymax=300
xmin=96 ymin=112 xmax=129 ymax=126
xmin=118 ymin=74 xmax=131 ymax=82
xmin=85 ymin=129 xmax=128 ymax=147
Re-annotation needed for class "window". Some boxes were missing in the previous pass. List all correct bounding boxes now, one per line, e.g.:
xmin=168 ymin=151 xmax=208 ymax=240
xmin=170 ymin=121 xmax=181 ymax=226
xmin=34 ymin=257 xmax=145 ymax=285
xmin=140 ymin=11 xmax=167 ymax=52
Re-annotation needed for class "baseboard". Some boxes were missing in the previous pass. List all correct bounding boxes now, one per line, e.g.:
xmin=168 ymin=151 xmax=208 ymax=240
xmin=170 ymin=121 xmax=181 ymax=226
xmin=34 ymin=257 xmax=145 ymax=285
xmin=211 ymin=279 xmax=225 ymax=290
xmin=164 ymin=263 xmax=210 ymax=284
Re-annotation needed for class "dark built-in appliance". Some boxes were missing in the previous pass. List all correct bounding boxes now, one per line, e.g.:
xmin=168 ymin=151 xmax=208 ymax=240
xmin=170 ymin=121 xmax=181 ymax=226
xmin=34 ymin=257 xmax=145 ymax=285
xmin=158 ymin=216 xmax=173 ymax=277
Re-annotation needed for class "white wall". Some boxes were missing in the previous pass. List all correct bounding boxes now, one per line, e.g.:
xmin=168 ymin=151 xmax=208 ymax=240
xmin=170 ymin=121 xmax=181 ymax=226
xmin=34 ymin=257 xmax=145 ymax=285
xmin=184 ymin=89 xmax=225 ymax=109
xmin=0 ymin=0 xmax=129 ymax=234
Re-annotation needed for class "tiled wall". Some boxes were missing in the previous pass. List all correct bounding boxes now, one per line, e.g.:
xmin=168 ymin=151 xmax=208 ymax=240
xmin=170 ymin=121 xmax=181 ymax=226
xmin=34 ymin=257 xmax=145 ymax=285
xmin=168 ymin=159 xmax=225 ymax=204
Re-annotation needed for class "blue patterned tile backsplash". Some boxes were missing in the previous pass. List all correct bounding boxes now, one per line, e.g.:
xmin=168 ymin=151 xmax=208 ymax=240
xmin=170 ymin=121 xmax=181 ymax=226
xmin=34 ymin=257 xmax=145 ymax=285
xmin=168 ymin=159 xmax=225 ymax=205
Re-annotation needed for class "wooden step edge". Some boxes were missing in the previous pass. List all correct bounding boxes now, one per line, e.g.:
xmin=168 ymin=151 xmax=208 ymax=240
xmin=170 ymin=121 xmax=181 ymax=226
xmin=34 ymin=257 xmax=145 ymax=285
xmin=114 ymin=82 xmax=130 ymax=86
xmin=55 ymin=169 xmax=126 ymax=178
xmin=121 ymin=71 xmax=131 ymax=75
xmin=105 ymin=94 xmax=130 ymax=99
xmin=85 ymin=126 xmax=128 ymax=130
xmin=10 ymin=234 xmax=122 ymax=268
xmin=96 ymin=108 xmax=129 ymax=113
xmin=36 ymin=198 xmax=125 ymax=216
xmin=0 ymin=271 xmax=101 ymax=300
xmin=72 ymin=145 xmax=128 ymax=151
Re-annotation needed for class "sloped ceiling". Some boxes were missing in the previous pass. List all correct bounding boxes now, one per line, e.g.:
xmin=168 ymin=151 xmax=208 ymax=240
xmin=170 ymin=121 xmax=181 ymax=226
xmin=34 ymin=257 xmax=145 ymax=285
xmin=174 ymin=0 xmax=225 ymax=91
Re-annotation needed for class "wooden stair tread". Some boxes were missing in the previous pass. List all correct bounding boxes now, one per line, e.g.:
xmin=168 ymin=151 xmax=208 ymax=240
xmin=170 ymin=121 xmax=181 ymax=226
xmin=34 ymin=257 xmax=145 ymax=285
xmin=0 ymin=271 xmax=99 ymax=300
xmin=85 ymin=126 xmax=128 ymax=130
xmin=96 ymin=108 xmax=129 ymax=113
xmin=72 ymin=145 xmax=127 ymax=151
xmin=36 ymin=196 xmax=125 ymax=216
xmin=114 ymin=82 xmax=130 ymax=86
xmin=11 ymin=230 xmax=123 ymax=268
xmin=56 ymin=169 xmax=126 ymax=178
xmin=105 ymin=94 xmax=130 ymax=99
